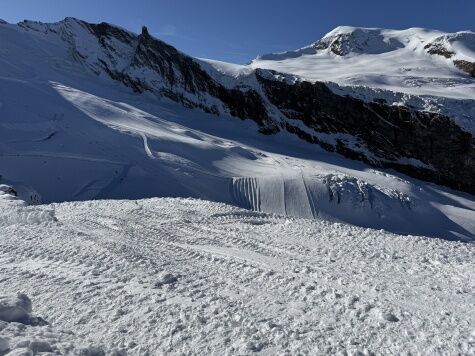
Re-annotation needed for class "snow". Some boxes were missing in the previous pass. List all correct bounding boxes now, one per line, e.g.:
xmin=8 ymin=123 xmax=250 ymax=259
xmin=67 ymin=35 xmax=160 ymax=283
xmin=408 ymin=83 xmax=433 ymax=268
xmin=3 ymin=76 xmax=474 ymax=241
xmin=0 ymin=17 xmax=473 ymax=356
xmin=0 ymin=294 xmax=32 ymax=323
xmin=249 ymin=27 xmax=475 ymax=100
xmin=0 ymin=191 xmax=474 ymax=355
xmin=0 ymin=19 xmax=474 ymax=242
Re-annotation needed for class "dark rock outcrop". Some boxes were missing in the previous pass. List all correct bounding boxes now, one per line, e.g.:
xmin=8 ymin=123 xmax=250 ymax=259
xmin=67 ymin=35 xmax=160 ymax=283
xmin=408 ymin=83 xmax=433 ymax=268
xmin=424 ymin=42 xmax=455 ymax=58
xmin=454 ymin=60 xmax=475 ymax=78
xmin=82 ymin=22 xmax=275 ymax=130
xmin=256 ymin=72 xmax=475 ymax=194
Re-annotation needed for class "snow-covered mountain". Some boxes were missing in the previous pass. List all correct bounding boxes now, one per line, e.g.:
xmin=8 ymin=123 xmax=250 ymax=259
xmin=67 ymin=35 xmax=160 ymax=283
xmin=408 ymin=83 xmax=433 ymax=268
xmin=210 ymin=26 xmax=475 ymax=129
xmin=0 ymin=18 xmax=474 ymax=241
xmin=251 ymin=26 xmax=475 ymax=100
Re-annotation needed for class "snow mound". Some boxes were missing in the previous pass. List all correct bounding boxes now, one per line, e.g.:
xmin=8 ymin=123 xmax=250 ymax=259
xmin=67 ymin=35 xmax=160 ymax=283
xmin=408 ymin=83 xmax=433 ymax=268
xmin=0 ymin=185 xmax=19 ymax=198
xmin=0 ymin=185 xmax=25 ymax=207
xmin=0 ymin=185 xmax=56 ymax=227
xmin=0 ymin=294 xmax=32 ymax=323
xmin=0 ymin=208 xmax=57 ymax=227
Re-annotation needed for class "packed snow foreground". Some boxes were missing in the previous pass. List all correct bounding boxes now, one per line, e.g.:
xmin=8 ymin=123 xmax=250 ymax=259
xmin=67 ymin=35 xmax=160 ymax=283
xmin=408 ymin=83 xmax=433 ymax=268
xmin=0 ymin=187 xmax=474 ymax=355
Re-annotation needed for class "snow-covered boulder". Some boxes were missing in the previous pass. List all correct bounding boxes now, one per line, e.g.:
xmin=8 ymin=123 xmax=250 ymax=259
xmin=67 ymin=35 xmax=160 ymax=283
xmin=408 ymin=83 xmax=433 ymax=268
xmin=0 ymin=184 xmax=18 ymax=198
xmin=154 ymin=272 xmax=178 ymax=288
xmin=0 ymin=294 xmax=32 ymax=324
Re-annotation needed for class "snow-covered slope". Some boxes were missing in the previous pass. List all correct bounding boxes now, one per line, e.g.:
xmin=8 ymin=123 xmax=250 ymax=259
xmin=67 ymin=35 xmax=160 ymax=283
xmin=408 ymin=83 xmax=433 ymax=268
xmin=250 ymin=26 xmax=475 ymax=97
xmin=0 ymin=190 xmax=474 ymax=355
xmin=227 ymin=27 xmax=475 ymax=133
xmin=0 ymin=19 xmax=474 ymax=241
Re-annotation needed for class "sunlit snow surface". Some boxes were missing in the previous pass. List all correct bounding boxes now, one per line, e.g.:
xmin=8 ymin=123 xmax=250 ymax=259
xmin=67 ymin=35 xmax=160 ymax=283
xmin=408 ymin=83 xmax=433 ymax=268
xmin=0 ymin=191 xmax=474 ymax=355
xmin=0 ymin=21 xmax=474 ymax=241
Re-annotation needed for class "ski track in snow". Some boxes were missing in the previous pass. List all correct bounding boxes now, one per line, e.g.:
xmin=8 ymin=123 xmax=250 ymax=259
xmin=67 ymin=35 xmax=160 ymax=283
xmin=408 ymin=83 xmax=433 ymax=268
xmin=0 ymin=192 xmax=474 ymax=355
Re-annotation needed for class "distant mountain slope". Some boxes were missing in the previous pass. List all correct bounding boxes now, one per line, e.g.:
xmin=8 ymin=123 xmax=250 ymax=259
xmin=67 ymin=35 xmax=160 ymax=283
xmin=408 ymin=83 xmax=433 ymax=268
xmin=251 ymin=26 xmax=475 ymax=98
xmin=0 ymin=18 xmax=474 ymax=240
xmin=245 ymin=26 xmax=475 ymax=134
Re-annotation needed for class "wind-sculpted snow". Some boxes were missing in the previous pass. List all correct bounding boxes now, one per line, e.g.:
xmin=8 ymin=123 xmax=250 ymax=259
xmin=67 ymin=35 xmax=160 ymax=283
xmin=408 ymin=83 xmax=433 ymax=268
xmin=0 ymin=196 xmax=474 ymax=355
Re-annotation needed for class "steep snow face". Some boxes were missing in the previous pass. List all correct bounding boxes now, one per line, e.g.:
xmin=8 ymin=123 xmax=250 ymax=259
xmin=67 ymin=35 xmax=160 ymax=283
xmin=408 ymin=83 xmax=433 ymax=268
xmin=0 ymin=194 xmax=474 ymax=355
xmin=247 ymin=27 xmax=475 ymax=132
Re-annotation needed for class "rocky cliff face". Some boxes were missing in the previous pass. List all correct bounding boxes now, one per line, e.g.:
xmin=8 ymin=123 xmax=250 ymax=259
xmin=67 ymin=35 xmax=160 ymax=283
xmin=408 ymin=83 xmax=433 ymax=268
xmin=73 ymin=21 xmax=276 ymax=130
xmin=21 ymin=18 xmax=474 ymax=194
xmin=256 ymin=73 xmax=475 ymax=194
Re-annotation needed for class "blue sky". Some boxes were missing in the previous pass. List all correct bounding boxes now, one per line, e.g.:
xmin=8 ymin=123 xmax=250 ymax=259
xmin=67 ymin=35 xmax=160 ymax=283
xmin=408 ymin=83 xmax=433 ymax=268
xmin=1 ymin=0 xmax=473 ymax=63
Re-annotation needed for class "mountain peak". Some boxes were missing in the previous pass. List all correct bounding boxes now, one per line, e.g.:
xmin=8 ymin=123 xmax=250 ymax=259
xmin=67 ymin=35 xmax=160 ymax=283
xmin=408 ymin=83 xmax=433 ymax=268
xmin=315 ymin=26 xmax=405 ymax=55
xmin=254 ymin=26 xmax=453 ymax=62
xmin=141 ymin=25 xmax=149 ymax=37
